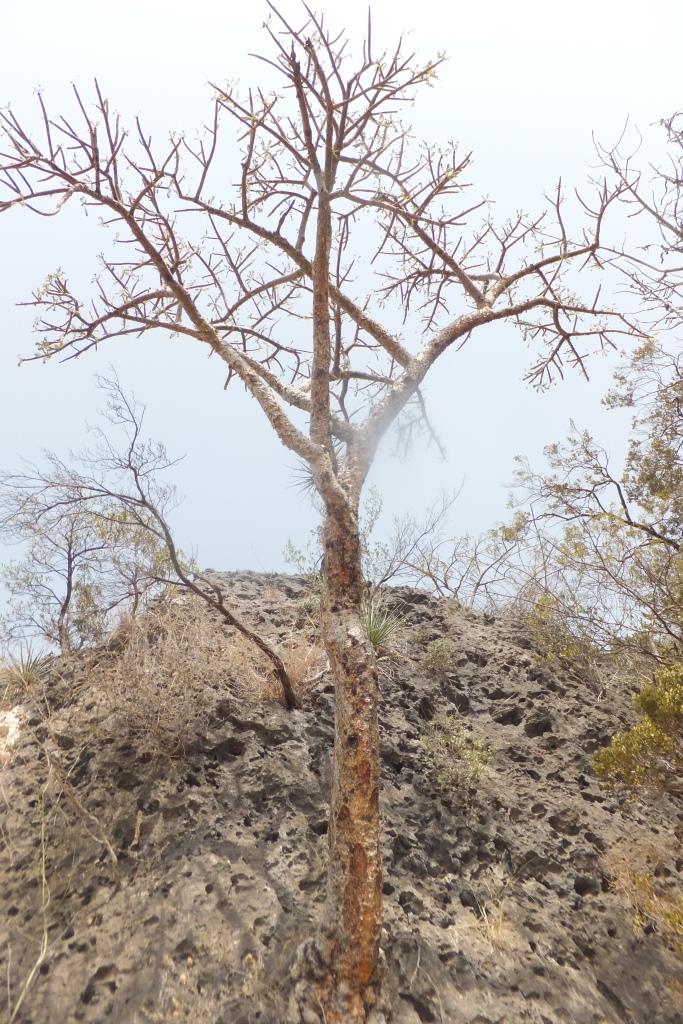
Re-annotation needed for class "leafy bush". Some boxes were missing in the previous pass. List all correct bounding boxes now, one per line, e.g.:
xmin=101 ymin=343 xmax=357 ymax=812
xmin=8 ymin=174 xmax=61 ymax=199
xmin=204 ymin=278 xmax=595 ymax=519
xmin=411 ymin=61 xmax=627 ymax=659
xmin=409 ymin=627 xmax=433 ymax=646
xmin=421 ymin=712 xmax=492 ymax=794
xmin=422 ymin=638 xmax=458 ymax=678
xmin=594 ymin=664 xmax=683 ymax=792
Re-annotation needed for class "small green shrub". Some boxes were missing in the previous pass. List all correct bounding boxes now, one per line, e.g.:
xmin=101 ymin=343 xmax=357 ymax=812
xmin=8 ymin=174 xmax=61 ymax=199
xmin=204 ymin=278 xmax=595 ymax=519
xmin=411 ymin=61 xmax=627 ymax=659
xmin=594 ymin=664 xmax=683 ymax=792
xmin=296 ymin=592 xmax=321 ymax=619
xmin=421 ymin=712 xmax=492 ymax=794
xmin=409 ymin=627 xmax=433 ymax=646
xmin=422 ymin=638 xmax=458 ymax=678
xmin=361 ymin=591 xmax=406 ymax=650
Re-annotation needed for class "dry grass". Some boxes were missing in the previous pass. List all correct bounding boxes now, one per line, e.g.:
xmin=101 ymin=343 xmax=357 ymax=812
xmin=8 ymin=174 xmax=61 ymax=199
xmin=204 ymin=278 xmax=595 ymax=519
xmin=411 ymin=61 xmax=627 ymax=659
xmin=472 ymin=895 xmax=514 ymax=950
xmin=95 ymin=601 xmax=327 ymax=754
xmin=95 ymin=603 xmax=240 ymax=756
xmin=467 ymin=875 xmax=516 ymax=952
xmin=603 ymin=836 xmax=683 ymax=954
xmin=222 ymin=632 xmax=326 ymax=707
xmin=279 ymin=636 xmax=327 ymax=703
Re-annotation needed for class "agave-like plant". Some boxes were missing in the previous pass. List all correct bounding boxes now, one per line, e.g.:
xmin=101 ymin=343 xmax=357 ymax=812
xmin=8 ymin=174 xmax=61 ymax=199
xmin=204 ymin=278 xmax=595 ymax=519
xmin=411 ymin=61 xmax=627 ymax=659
xmin=361 ymin=591 xmax=406 ymax=651
xmin=3 ymin=645 xmax=49 ymax=691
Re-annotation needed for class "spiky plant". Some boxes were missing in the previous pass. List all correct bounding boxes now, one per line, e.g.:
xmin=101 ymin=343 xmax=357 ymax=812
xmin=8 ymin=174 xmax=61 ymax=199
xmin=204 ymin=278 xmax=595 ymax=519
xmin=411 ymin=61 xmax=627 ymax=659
xmin=1 ymin=645 xmax=49 ymax=702
xmin=360 ymin=591 xmax=406 ymax=650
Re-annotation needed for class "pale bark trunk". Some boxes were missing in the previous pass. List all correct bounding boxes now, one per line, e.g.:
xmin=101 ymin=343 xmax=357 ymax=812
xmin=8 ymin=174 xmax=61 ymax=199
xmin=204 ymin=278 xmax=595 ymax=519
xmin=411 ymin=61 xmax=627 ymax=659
xmin=316 ymin=498 xmax=383 ymax=1023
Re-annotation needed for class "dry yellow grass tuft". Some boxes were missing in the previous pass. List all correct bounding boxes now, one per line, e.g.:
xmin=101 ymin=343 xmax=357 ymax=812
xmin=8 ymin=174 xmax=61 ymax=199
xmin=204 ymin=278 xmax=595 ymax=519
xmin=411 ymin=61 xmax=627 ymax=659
xmin=279 ymin=635 xmax=327 ymax=703
xmin=603 ymin=836 xmax=683 ymax=955
xmin=472 ymin=896 xmax=514 ymax=950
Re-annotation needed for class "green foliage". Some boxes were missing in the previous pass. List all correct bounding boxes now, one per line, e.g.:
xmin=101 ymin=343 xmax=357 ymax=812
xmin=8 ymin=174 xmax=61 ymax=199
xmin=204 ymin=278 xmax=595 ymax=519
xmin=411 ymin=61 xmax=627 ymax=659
xmin=282 ymin=536 xmax=321 ymax=579
xmin=422 ymin=638 xmax=458 ymax=678
xmin=594 ymin=664 xmax=683 ymax=792
xmin=421 ymin=712 xmax=492 ymax=794
xmin=296 ymin=591 xmax=322 ymax=619
xmin=360 ymin=591 xmax=406 ymax=650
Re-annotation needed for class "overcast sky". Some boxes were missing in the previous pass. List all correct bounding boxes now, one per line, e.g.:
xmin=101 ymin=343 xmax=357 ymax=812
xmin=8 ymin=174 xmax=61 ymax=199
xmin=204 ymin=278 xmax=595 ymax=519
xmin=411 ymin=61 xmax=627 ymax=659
xmin=1 ymin=0 xmax=681 ymax=602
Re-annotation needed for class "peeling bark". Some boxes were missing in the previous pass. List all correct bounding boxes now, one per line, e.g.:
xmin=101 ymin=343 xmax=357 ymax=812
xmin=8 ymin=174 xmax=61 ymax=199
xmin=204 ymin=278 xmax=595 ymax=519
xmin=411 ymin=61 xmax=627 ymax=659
xmin=315 ymin=499 xmax=383 ymax=1022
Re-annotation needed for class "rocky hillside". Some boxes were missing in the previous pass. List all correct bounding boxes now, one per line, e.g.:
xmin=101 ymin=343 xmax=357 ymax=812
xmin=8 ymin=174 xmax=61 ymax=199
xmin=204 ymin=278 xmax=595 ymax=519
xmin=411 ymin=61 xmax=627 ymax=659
xmin=1 ymin=572 xmax=681 ymax=1024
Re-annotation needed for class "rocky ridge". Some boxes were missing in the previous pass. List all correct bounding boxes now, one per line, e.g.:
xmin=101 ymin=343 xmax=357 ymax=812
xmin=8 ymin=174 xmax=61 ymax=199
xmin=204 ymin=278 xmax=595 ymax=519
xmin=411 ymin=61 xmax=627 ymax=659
xmin=1 ymin=572 xmax=681 ymax=1024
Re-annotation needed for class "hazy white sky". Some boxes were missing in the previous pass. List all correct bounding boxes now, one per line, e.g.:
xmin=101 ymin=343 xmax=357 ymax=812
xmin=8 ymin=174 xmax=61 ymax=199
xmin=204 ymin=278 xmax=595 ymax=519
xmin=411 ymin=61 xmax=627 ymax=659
xmin=1 ymin=0 xmax=681 ymax=591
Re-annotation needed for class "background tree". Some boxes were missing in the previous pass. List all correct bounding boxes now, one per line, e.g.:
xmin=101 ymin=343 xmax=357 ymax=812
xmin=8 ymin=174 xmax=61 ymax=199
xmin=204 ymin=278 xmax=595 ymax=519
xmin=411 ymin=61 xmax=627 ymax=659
xmin=0 ymin=475 xmax=165 ymax=655
xmin=508 ymin=110 xmax=683 ymax=669
xmin=600 ymin=112 xmax=683 ymax=332
xmin=513 ymin=339 xmax=682 ymax=664
xmin=0 ymin=376 xmax=300 ymax=707
xmin=0 ymin=7 xmax=637 ymax=1019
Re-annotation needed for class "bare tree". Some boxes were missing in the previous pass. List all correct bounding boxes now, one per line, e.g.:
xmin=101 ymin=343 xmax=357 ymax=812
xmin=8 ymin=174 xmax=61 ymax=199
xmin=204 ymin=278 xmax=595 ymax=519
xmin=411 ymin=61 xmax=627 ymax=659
xmin=0 ymin=7 xmax=638 ymax=1019
xmin=599 ymin=112 xmax=683 ymax=331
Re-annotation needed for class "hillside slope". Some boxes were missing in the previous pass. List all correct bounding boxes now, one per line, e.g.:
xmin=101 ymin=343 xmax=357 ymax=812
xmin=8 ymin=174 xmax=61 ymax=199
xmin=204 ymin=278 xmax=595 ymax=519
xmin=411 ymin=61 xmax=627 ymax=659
xmin=1 ymin=572 xmax=681 ymax=1024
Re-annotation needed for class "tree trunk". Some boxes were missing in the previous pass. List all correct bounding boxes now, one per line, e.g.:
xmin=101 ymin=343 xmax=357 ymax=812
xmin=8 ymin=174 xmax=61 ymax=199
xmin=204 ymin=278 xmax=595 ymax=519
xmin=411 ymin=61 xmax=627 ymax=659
xmin=316 ymin=499 xmax=383 ymax=1023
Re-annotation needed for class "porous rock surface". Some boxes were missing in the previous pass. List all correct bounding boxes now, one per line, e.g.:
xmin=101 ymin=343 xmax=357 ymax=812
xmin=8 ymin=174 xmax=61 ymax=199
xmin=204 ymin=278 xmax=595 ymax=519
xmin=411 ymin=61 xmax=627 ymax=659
xmin=1 ymin=572 xmax=681 ymax=1024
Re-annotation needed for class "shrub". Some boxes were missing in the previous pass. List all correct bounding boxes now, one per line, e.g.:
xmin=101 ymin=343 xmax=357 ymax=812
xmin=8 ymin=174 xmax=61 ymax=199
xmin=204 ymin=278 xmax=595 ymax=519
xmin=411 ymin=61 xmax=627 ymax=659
xmin=296 ymin=591 xmax=321 ymax=621
xmin=96 ymin=603 xmax=234 ymax=755
xmin=95 ymin=599 xmax=306 ymax=753
xmin=93 ymin=599 xmax=328 ymax=756
xmin=594 ymin=664 xmax=683 ymax=792
xmin=421 ymin=711 xmax=492 ymax=794
xmin=422 ymin=638 xmax=458 ymax=678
